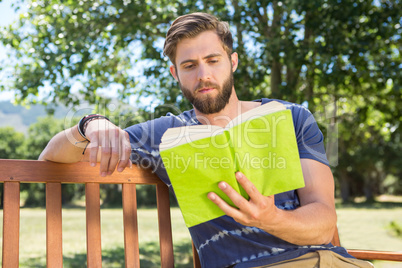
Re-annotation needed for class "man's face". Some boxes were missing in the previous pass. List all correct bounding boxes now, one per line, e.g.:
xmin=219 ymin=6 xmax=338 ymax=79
xmin=170 ymin=31 xmax=238 ymax=114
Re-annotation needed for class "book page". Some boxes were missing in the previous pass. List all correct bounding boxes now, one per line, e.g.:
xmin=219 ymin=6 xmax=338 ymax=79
xmin=160 ymin=101 xmax=286 ymax=151
xmin=229 ymin=109 xmax=305 ymax=197
xmin=226 ymin=101 xmax=286 ymax=129
xmin=160 ymin=124 xmax=224 ymax=151
xmin=160 ymin=132 xmax=238 ymax=227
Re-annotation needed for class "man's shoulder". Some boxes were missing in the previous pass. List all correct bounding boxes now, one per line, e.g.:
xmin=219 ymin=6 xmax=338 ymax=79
xmin=124 ymin=109 xmax=198 ymax=135
xmin=257 ymin=98 xmax=312 ymax=117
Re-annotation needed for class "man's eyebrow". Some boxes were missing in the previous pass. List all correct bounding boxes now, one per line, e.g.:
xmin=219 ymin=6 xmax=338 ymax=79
xmin=203 ymin=53 xmax=223 ymax=59
xmin=179 ymin=53 xmax=223 ymax=66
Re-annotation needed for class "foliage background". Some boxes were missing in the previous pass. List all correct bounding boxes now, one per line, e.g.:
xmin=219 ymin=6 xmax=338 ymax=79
xmin=0 ymin=0 xmax=401 ymax=206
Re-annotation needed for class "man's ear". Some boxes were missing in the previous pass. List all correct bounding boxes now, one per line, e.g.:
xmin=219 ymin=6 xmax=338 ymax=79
xmin=231 ymin=52 xmax=239 ymax=72
xmin=170 ymin=65 xmax=179 ymax=81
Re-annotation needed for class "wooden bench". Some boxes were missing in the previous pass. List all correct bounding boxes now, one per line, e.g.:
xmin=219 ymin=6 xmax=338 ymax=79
xmin=0 ymin=159 xmax=401 ymax=267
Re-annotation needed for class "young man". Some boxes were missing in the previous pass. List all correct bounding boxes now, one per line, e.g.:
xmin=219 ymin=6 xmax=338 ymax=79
xmin=40 ymin=13 xmax=373 ymax=268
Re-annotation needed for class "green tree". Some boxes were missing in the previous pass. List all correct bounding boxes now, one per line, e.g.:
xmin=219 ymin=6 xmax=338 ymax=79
xmin=1 ymin=0 xmax=401 ymax=201
xmin=23 ymin=116 xmax=65 ymax=159
xmin=0 ymin=127 xmax=25 ymax=208
xmin=20 ymin=116 xmax=65 ymax=206
xmin=0 ymin=127 xmax=25 ymax=159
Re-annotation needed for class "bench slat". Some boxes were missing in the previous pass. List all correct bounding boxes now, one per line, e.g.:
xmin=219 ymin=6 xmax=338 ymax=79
xmin=348 ymin=250 xmax=402 ymax=261
xmin=46 ymin=183 xmax=63 ymax=267
xmin=86 ymin=183 xmax=102 ymax=267
xmin=192 ymin=242 xmax=202 ymax=268
xmin=332 ymin=226 xmax=402 ymax=262
xmin=122 ymin=183 xmax=140 ymax=268
xmin=331 ymin=227 xmax=341 ymax=247
xmin=156 ymin=183 xmax=174 ymax=267
xmin=0 ymin=159 xmax=160 ymax=184
xmin=2 ymin=182 xmax=20 ymax=268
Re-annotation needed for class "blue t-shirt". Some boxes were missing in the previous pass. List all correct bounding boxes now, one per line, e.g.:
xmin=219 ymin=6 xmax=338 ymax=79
xmin=125 ymin=98 xmax=352 ymax=268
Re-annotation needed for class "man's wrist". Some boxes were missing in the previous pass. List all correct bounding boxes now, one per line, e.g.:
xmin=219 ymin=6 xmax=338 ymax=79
xmin=78 ymin=114 xmax=110 ymax=140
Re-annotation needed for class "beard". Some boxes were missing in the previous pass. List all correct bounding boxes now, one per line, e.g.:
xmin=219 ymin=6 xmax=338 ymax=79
xmin=179 ymin=72 xmax=234 ymax=114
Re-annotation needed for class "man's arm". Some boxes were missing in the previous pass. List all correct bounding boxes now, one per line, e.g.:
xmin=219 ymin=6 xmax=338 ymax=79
xmin=207 ymin=158 xmax=337 ymax=246
xmin=39 ymin=124 xmax=88 ymax=163
xmin=39 ymin=118 xmax=132 ymax=176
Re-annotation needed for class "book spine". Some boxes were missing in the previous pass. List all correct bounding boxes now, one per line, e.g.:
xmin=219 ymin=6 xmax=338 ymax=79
xmin=224 ymin=130 xmax=239 ymax=172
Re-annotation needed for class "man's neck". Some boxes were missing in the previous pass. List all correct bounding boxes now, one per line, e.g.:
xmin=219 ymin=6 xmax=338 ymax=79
xmin=194 ymin=89 xmax=260 ymax=127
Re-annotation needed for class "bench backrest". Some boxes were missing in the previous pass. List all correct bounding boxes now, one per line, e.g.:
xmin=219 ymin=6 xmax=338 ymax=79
xmin=1 ymin=159 xmax=401 ymax=267
xmin=0 ymin=159 xmax=179 ymax=268
xmin=331 ymin=222 xmax=402 ymax=262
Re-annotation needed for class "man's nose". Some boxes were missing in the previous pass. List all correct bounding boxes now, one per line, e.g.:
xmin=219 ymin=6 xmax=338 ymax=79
xmin=197 ymin=64 xmax=211 ymax=81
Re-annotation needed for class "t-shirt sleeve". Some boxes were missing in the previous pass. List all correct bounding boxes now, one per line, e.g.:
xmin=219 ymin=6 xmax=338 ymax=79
xmin=291 ymin=105 xmax=330 ymax=166
xmin=123 ymin=114 xmax=191 ymax=186
xmin=124 ymin=116 xmax=175 ymax=166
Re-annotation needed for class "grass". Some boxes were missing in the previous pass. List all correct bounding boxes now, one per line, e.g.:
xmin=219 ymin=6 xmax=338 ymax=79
xmin=335 ymin=197 xmax=402 ymax=268
xmin=0 ymin=198 xmax=401 ymax=267
xmin=0 ymin=207 xmax=193 ymax=267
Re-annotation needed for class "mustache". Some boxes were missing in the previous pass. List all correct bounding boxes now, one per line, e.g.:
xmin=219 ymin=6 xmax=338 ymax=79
xmin=195 ymin=81 xmax=219 ymax=92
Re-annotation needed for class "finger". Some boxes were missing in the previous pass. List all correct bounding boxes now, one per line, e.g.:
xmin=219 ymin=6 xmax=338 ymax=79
xmin=117 ymin=131 xmax=132 ymax=172
xmin=107 ymin=128 xmax=120 ymax=175
xmin=99 ymin=129 xmax=111 ymax=177
xmin=235 ymin=172 xmax=263 ymax=201
xmin=87 ymin=132 xmax=99 ymax=167
xmin=217 ymin=180 xmax=251 ymax=211
xmin=207 ymin=192 xmax=244 ymax=220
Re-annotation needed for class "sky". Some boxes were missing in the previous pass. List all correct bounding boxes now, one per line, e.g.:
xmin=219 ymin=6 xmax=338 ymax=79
xmin=0 ymin=0 xmax=15 ymax=27
xmin=0 ymin=0 xmax=19 ymax=101
xmin=0 ymin=0 xmax=119 ymax=104
xmin=0 ymin=1 xmax=155 ymax=108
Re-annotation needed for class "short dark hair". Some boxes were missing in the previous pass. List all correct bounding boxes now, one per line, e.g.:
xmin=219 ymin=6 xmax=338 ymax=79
xmin=163 ymin=12 xmax=233 ymax=65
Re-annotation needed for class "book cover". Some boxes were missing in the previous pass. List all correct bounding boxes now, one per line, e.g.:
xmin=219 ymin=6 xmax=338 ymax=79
xmin=159 ymin=101 xmax=305 ymax=227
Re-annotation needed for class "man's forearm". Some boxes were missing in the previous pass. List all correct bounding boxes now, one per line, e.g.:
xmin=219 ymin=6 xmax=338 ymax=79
xmin=260 ymin=160 xmax=337 ymax=246
xmin=259 ymin=201 xmax=337 ymax=246
xmin=39 ymin=125 xmax=87 ymax=163
xmin=208 ymin=160 xmax=337 ymax=247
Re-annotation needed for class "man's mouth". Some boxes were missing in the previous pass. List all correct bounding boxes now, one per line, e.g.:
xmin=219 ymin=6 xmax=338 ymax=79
xmin=197 ymin=87 xmax=214 ymax=93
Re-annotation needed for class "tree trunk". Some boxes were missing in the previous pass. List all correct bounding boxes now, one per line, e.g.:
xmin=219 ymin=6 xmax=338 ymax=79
xmin=303 ymin=11 xmax=315 ymax=107
xmin=271 ymin=60 xmax=282 ymax=98
xmin=363 ymin=169 xmax=376 ymax=202
xmin=102 ymin=184 xmax=123 ymax=206
xmin=339 ymin=168 xmax=351 ymax=202
xmin=232 ymin=0 xmax=251 ymax=98
xmin=269 ymin=0 xmax=282 ymax=99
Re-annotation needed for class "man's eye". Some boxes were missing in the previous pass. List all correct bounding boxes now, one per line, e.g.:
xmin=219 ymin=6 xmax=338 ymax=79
xmin=184 ymin=64 xmax=194 ymax=69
